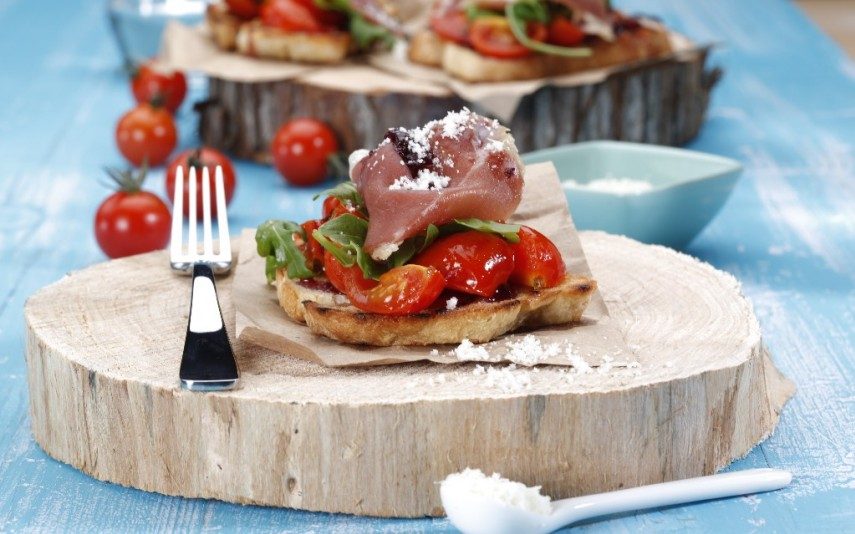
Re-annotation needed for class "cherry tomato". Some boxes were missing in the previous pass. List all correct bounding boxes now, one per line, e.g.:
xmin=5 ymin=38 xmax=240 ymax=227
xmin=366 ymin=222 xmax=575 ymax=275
xmin=94 ymin=169 xmax=171 ymax=259
xmin=131 ymin=62 xmax=187 ymax=113
xmin=414 ymin=231 xmax=515 ymax=298
xmin=261 ymin=0 xmax=343 ymax=32
xmin=165 ymin=147 xmax=237 ymax=217
xmin=115 ymin=103 xmax=177 ymax=167
xmin=271 ymin=118 xmax=339 ymax=187
xmin=547 ymin=16 xmax=586 ymax=47
xmin=300 ymin=220 xmax=325 ymax=270
xmin=322 ymin=196 xmax=363 ymax=220
xmin=430 ymin=9 xmax=470 ymax=44
xmin=509 ymin=226 xmax=565 ymax=290
xmin=225 ymin=0 xmax=262 ymax=19
xmin=469 ymin=17 xmax=547 ymax=59
xmin=323 ymin=250 xmax=379 ymax=294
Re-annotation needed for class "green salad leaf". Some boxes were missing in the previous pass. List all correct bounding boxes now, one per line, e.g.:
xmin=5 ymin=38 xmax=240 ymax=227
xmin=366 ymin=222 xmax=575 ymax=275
xmin=256 ymin=220 xmax=316 ymax=282
xmin=445 ymin=218 xmax=522 ymax=243
xmin=506 ymin=1 xmax=592 ymax=57
xmin=312 ymin=214 xmax=384 ymax=279
xmin=387 ymin=224 xmax=439 ymax=267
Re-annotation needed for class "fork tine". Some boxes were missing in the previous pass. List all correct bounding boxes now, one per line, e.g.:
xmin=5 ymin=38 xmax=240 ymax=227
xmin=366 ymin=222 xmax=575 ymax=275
xmin=188 ymin=166 xmax=197 ymax=255
xmin=170 ymin=165 xmax=184 ymax=259
xmin=202 ymin=167 xmax=214 ymax=257
xmin=214 ymin=166 xmax=231 ymax=260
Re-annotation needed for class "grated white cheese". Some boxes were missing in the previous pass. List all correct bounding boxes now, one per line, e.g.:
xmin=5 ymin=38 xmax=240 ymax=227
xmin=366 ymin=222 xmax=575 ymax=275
xmin=371 ymin=242 xmax=400 ymax=261
xmin=389 ymin=169 xmax=451 ymax=191
xmin=563 ymin=176 xmax=654 ymax=195
xmin=484 ymin=364 xmax=532 ymax=392
xmin=441 ymin=468 xmax=552 ymax=516
xmin=446 ymin=297 xmax=458 ymax=310
xmin=454 ymin=339 xmax=491 ymax=361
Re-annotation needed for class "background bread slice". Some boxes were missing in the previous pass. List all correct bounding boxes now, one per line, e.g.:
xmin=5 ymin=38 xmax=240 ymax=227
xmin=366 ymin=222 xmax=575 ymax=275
xmin=407 ymin=29 xmax=447 ymax=67
xmin=275 ymin=270 xmax=596 ymax=346
xmin=206 ymin=2 xmax=241 ymax=51
xmin=236 ymin=20 xmax=352 ymax=62
xmin=412 ymin=28 xmax=673 ymax=82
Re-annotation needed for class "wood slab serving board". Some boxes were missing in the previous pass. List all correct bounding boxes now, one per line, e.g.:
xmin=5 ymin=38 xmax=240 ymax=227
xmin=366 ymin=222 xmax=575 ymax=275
xmin=24 ymin=232 xmax=793 ymax=518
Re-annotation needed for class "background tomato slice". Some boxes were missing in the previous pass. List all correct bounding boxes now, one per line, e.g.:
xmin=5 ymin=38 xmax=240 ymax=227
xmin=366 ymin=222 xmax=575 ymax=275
xmin=509 ymin=226 xmax=566 ymax=290
xmin=261 ymin=0 xmax=324 ymax=32
xmin=414 ymin=231 xmax=515 ymax=298
xmin=469 ymin=18 xmax=546 ymax=59
xmin=547 ymin=17 xmax=586 ymax=47
xmin=430 ymin=10 xmax=471 ymax=44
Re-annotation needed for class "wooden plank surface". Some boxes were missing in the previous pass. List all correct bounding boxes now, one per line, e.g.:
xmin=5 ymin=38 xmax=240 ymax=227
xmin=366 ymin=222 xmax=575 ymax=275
xmin=0 ymin=0 xmax=852 ymax=531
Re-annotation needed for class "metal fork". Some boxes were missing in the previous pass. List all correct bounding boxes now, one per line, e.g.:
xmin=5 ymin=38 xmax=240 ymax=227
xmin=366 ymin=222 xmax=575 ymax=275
xmin=170 ymin=165 xmax=239 ymax=391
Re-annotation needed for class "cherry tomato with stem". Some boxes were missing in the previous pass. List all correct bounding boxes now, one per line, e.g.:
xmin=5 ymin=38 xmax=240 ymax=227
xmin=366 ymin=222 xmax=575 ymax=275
xmin=413 ymin=231 xmax=515 ymax=298
xmin=131 ymin=62 xmax=187 ymax=113
xmin=509 ymin=226 xmax=565 ymax=290
xmin=469 ymin=17 xmax=547 ymax=59
xmin=115 ymin=101 xmax=177 ymax=167
xmin=95 ymin=167 xmax=171 ymax=259
xmin=165 ymin=147 xmax=237 ymax=217
xmin=271 ymin=118 xmax=339 ymax=187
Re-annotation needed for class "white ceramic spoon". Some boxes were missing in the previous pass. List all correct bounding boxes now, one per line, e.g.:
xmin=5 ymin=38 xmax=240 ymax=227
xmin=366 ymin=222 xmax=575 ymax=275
xmin=441 ymin=468 xmax=791 ymax=534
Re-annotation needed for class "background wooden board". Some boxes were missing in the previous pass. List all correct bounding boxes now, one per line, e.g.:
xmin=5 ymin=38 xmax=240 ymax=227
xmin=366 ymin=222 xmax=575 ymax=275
xmin=0 ymin=0 xmax=853 ymax=531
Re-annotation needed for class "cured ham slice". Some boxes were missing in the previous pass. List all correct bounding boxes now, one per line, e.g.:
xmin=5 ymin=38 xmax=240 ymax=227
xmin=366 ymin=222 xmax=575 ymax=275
xmin=350 ymin=109 xmax=524 ymax=260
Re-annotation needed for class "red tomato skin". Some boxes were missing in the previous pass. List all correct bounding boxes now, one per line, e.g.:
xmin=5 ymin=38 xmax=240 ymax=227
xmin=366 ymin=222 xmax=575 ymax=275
xmin=509 ymin=226 xmax=566 ymax=289
xmin=469 ymin=18 xmax=547 ymax=59
xmin=300 ymin=220 xmax=325 ymax=269
xmin=547 ymin=17 xmax=586 ymax=47
xmin=413 ymin=231 xmax=515 ymax=298
xmin=165 ymin=148 xmax=237 ymax=217
xmin=261 ymin=0 xmax=343 ymax=32
xmin=94 ymin=191 xmax=171 ymax=259
xmin=225 ymin=0 xmax=262 ymax=19
xmin=430 ymin=10 xmax=470 ymax=44
xmin=322 ymin=196 xmax=363 ymax=220
xmin=271 ymin=118 xmax=339 ymax=187
xmin=115 ymin=104 xmax=177 ymax=167
xmin=131 ymin=63 xmax=187 ymax=113
xmin=323 ymin=253 xmax=445 ymax=315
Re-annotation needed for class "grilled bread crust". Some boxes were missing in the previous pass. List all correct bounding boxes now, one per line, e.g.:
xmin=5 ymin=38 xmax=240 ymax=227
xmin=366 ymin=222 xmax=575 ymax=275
xmin=408 ymin=27 xmax=673 ymax=82
xmin=206 ymin=3 xmax=352 ymax=63
xmin=275 ymin=270 xmax=596 ymax=346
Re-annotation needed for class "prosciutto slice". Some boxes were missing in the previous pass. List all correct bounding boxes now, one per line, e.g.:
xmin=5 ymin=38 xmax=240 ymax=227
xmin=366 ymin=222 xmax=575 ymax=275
xmin=350 ymin=109 xmax=524 ymax=260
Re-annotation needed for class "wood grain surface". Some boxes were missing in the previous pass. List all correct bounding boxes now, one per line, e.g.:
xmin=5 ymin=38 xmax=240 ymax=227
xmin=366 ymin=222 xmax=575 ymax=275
xmin=198 ymin=51 xmax=718 ymax=161
xmin=24 ymin=232 xmax=792 ymax=517
xmin=0 ymin=0 xmax=853 ymax=531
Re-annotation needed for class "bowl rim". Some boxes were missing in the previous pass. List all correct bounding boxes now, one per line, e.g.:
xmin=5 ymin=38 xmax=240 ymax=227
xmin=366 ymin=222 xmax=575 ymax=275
xmin=522 ymin=140 xmax=743 ymax=196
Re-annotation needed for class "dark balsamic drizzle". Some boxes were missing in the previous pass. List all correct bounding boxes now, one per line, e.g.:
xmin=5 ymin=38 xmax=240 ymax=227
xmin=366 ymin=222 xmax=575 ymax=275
xmin=384 ymin=129 xmax=434 ymax=177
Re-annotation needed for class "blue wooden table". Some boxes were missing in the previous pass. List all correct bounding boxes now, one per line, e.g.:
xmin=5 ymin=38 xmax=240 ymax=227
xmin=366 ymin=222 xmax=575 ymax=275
xmin=1 ymin=0 xmax=853 ymax=531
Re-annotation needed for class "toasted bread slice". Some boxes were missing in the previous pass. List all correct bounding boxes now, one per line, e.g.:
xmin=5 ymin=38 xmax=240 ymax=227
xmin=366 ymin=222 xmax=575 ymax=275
xmin=206 ymin=2 xmax=241 ymax=51
xmin=407 ymin=29 xmax=446 ymax=67
xmin=275 ymin=270 xmax=596 ymax=346
xmin=235 ymin=20 xmax=352 ymax=63
xmin=412 ymin=27 xmax=673 ymax=82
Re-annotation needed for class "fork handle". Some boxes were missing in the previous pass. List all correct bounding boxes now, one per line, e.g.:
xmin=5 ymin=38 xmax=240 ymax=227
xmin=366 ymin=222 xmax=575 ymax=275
xmin=179 ymin=264 xmax=239 ymax=391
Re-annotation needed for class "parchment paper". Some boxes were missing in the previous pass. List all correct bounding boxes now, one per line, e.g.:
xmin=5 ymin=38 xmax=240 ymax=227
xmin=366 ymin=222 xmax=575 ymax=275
xmin=233 ymin=162 xmax=633 ymax=368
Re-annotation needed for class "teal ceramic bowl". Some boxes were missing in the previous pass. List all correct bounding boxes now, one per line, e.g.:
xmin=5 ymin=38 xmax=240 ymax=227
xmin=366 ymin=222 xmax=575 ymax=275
xmin=522 ymin=141 xmax=743 ymax=249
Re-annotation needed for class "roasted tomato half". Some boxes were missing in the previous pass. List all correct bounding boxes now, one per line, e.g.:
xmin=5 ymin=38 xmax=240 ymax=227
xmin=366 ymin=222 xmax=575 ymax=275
xmin=509 ymin=226 xmax=565 ymax=290
xmin=299 ymin=220 xmax=325 ymax=271
xmin=469 ymin=17 xmax=547 ymax=59
xmin=414 ymin=231 xmax=515 ymax=298
xmin=547 ymin=16 xmax=586 ymax=47
xmin=323 ymin=252 xmax=445 ymax=315
xmin=430 ymin=9 xmax=471 ymax=45
xmin=322 ymin=196 xmax=363 ymax=220
xmin=261 ymin=0 xmax=345 ymax=32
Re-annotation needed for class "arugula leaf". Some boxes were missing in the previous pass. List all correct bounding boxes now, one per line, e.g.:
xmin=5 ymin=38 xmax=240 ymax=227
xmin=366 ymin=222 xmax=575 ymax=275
xmin=445 ymin=218 xmax=522 ymax=243
xmin=387 ymin=224 xmax=439 ymax=267
xmin=313 ymin=0 xmax=394 ymax=50
xmin=312 ymin=181 xmax=366 ymax=213
xmin=313 ymin=214 xmax=384 ymax=279
xmin=256 ymin=220 xmax=316 ymax=282
xmin=506 ymin=1 xmax=592 ymax=57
